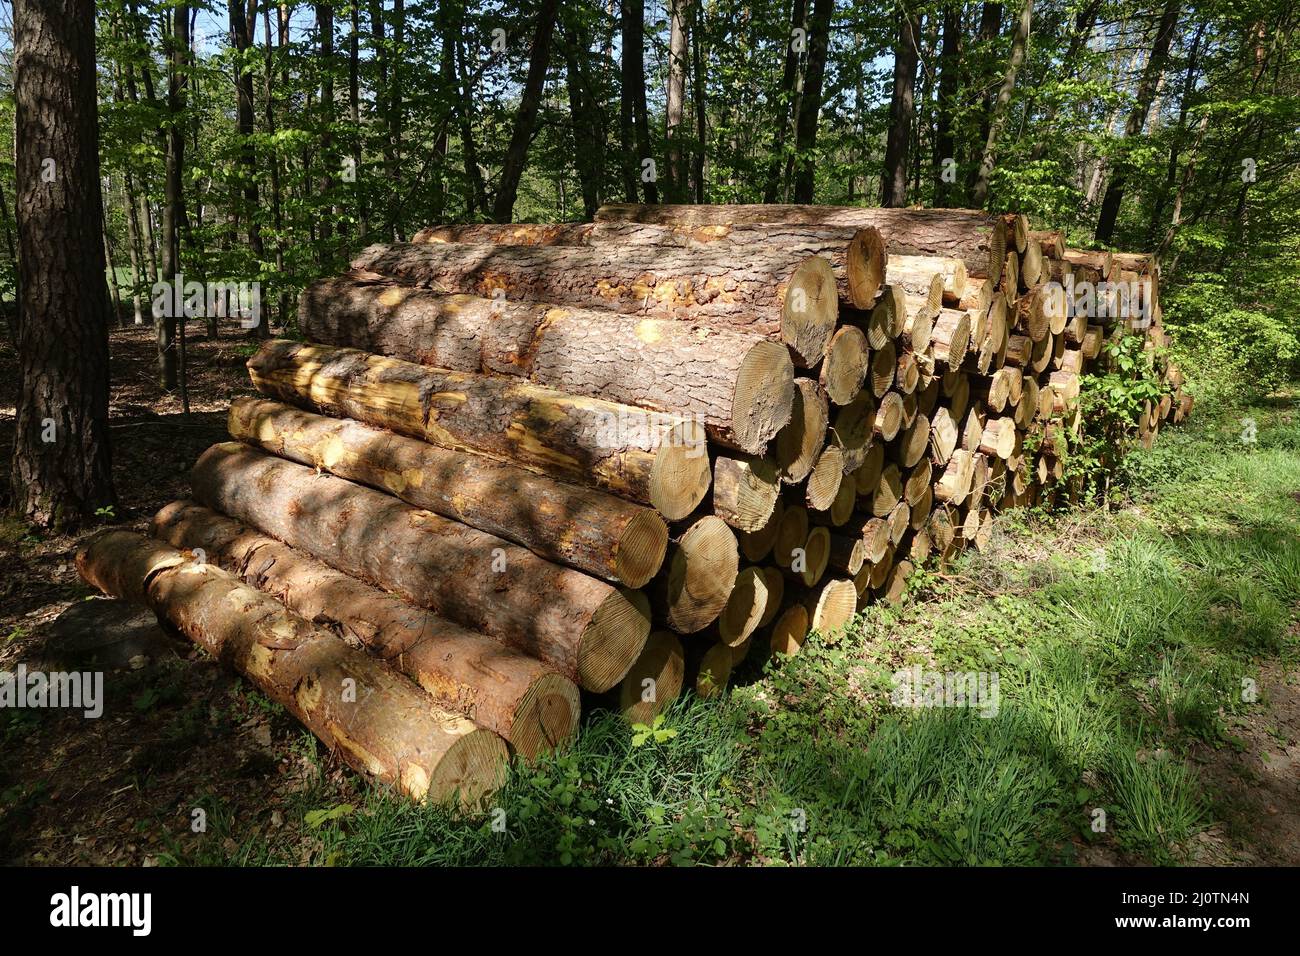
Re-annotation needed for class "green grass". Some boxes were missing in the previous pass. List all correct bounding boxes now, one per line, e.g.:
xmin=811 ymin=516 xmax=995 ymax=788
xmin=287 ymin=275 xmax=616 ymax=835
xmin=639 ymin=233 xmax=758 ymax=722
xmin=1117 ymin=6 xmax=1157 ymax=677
xmin=165 ymin=388 xmax=1300 ymax=867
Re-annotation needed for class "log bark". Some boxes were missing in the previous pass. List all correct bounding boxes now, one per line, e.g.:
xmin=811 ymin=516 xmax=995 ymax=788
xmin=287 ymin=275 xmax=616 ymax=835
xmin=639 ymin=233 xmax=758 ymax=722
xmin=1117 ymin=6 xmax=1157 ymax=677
xmin=247 ymin=339 xmax=711 ymax=521
xmin=190 ymin=442 xmax=650 ymax=692
xmin=77 ymin=531 xmax=508 ymax=804
xmin=151 ymin=501 xmax=579 ymax=760
xmin=227 ymin=397 xmax=667 ymax=587
xmin=349 ymin=240 xmax=841 ymax=368
xmin=300 ymin=275 xmax=795 ymax=455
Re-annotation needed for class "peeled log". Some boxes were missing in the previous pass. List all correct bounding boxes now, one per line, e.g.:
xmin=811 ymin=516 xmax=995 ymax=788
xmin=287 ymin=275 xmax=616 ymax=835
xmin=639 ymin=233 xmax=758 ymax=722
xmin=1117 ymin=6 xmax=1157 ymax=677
xmin=228 ymin=398 xmax=666 ymax=588
xmin=595 ymin=203 xmax=1007 ymax=283
xmin=299 ymin=276 xmax=794 ymax=455
xmin=76 ymin=531 xmax=508 ymax=804
xmin=247 ymin=339 xmax=711 ymax=521
xmin=350 ymin=241 xmax=840 ymax=368
xmin=150 ymin=501 xmax=579 ymax=761
xmin=191 ymin=442 xmax=650 ymax=693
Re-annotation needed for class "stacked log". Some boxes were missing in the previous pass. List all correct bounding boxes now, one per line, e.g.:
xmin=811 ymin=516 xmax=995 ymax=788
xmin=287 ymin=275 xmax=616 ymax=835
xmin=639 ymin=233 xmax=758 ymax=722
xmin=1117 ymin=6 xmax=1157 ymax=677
xmin=76 ymin=201 xmax=1186 ymax=803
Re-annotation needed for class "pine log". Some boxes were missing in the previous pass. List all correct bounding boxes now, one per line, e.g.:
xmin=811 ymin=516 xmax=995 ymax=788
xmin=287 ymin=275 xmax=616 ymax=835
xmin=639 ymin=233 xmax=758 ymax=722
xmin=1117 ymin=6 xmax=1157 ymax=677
xmin=151 ymin=501 xmax=579 ymax=760
xmin=76 ymin=531 xmax=508 ymax=804
xmin=806 ymin=444 xmax=844 ymax=511
xmin=594 ymin=203 xmax=1007 ymax=282
xmin=191 ymin=442 xmax=650 ymax=693
xmin=302 ymin=276 xmax=795 ymax=455
xmin=769 ymin=603 xmax=811 ymax=657
xmin=228 ymin=397 xmax=667 ymax=588
xmin=831 ymin=390 xmax=877 ymax=473
xmin=738 ymin=497 xmax=783 ymax=563
xmin=349 ymin=241 xmax=841 ymax=368
xmin=656 ymin=515 xmax=739 ymax=634
xmin=246 ymin=339 xmax=711 ymax=521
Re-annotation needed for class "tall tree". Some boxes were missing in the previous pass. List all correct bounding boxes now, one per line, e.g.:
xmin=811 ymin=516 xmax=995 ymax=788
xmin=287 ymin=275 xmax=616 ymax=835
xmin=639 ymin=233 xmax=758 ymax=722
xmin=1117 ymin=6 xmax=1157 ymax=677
xmin=492 ymin=0 xmax=562 ymax=221
xmin=621 ymin=0 xmax=658 ymax=203
xmin=11 ymin=0 xmax=116 ymax=528
xmin=1095 ymin=0 xmax=1183 ymax=243
xmin=665 ymin=0 xmax=689 ymax=201
xmin=158 ymin=2 xmax=189 ymax=390
xmin=230 ymin=0 xmax=267 ymax=335
xmin=971 ymin=0 xmax=1033 ymax=207
xmin=881 ymin=6 xmax=920 ymax=207
xmin=964 ymin=1 xmax=1004 ymax=192
xmin=763 ymin=0 xmax=807 ymax=203
xmin=691 ymin=0 xmax=707 ymax=202
xmin=792 ymin=0 xmax=833 ymax=203
xmin=932 ymin=4 xmax=961 ymax=206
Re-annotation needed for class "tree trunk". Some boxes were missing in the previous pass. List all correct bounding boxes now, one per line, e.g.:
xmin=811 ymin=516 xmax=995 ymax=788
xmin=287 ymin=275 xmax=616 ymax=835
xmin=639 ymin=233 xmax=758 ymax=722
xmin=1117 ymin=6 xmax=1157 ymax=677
xmin=230 ymin=0 xmax=266 ymax=335
xmin=1095 ymin=0 xmax=1183 ymax=243
xmin=77 ymin=530 xmax=508 ymax=803
xmin=665 ymin=0 xmax=689 ymax=202
xmin=158 ymin=3 xmax=189 ymax=391
xmin=11 ymin=0 xmax=116 ymax=529
xmin=690 ymin=0 xmax=707 ymax=202
xmin=763 ymin=0 xmax=806 ymax=203
xmin=299 ymin=277 xmax=794 ymax=454
xmin=151 ymin=501 xmax=580 ymax=760
xmin=350 ymin=239 xmax=841 ymax=367
xmin=190 ymin=442 xmax=652 ymax=693
xmin=881 ymin=9 xmax=920 ymax=207
xmin=932 ymin=5 xmax=961 ymax=205
xmin=263 ymin=3 xmax=287 ymax=330
xmin=621 ymin=0 xmax=658 ymax=203
xmin=971 ymin=0 xmax=1033 ymax=207
xmin=246 ymin=339 xmax=712 ymax=520
xmin=562 ymin=20 xmax=602 ymax=219
xmin=965 ymin=1 xmax=1004 ymax=190
xmin=451 ymin=15 xmax=488 ymax=217
xmin=227 ymin=397 xmax=668 ymax=587
xmin=791 ymin=0 xmax=833 ymax=203
xmin=492 ymin=0 xmax=560 ymax=222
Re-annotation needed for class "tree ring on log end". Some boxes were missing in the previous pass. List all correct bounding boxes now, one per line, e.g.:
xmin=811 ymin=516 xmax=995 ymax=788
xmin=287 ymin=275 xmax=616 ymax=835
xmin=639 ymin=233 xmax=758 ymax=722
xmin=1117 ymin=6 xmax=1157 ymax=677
xmin=845 ymin=226 xmax=887 ymax=308
xmin=615 ymin=509 xmax=669 ymax=588
xmin=733 ymin=340 xmax=795 ymax=453
xmin=648 ymin=419 xmax=712 ymax=521
xmin=781 ymin=256 xmax=838 ymax=368
xmin=578 ymin=586 xmax=652 ymax=693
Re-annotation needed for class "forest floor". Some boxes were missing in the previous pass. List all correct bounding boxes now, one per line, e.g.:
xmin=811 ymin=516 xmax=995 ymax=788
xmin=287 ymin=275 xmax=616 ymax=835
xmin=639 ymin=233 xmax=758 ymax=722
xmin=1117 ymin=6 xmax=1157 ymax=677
xmin=0 ymin=323 xmax=1297 ymax=865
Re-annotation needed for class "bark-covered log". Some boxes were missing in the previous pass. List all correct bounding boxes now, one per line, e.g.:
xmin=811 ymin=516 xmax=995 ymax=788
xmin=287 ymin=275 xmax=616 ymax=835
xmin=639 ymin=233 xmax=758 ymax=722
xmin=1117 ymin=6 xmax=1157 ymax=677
xmin=151 ymin=501 xmax=579 ymax=760
xmin=411 ymin=219 xmax=889 ymax=309
xmin=228 ymin=398 xmax=667 ymax=588
xmin=247 ymin=339 xmax=711 ymax=521
xmin=594 ymin=203 xmax=1007 ymax=282
xmin=191 ymin=442 xmax=650 ymax=692
xmin=349 ymin=240 xmax=841 ymax=368
xmin=299 ymin=276 xmax=794 ymax=454
xmin=76 ymin=531 xmax=508 ymax=804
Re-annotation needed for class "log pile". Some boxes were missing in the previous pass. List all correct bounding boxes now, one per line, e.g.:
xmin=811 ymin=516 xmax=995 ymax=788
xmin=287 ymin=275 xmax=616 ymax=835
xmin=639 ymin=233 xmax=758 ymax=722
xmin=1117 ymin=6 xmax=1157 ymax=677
xmin=77 ymin=202 xmax=1187 ymax=803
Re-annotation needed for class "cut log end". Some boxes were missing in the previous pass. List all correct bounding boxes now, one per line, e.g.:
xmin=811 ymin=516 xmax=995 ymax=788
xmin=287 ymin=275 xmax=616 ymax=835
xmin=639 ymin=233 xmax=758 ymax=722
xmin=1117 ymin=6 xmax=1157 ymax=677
xmin=770 ymin=603 xmax=811 ymax=657
xmin=734 ymin=341 xmax=797 ymax=453
xmin=617 ymin=630 xmax=685 ymax=725
xmin=614 ymin=509 xmax=671 ymax=589
xmin=500 ymin=672 xmax=581 ymax=763
xmin=579 ymin=587 xmax=652 ymax=693
xmin=846 ymin=226 xmax=888 ymax=308
xmin=822 ymin=325 xmax=870 ymax=406
xmin=782 ymin=256 xmax=839 ymax=368
xmin=659 ymin=516 xmax=739 ymax=634
xmin=649 ymin=420 xmax=713 ymax=521
xmin=718 ymin=566 xmax=770 ymax=646
xmin=806 ymin=444 xmax=845 ymax=511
